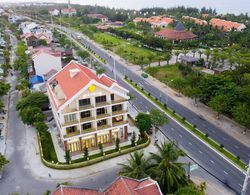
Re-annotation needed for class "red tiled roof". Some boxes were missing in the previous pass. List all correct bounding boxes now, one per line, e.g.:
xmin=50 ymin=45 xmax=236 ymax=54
xmin=53 ymin=186 xmax=99 ymax=195
xmin=47 ymin=61 xmax=117 ymax=110
xmin=155 ymin=29 xmax=196 ymax=41
xmin=61 ymin=8 xmax=76 ymax=13
xmin=209 ymin=18 xmax=245 ymax=31
xmin=52 ymin=177 xmax=162 ymax=195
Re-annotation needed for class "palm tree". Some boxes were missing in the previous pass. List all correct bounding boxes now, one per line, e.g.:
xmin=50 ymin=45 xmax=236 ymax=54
xmin=204 ymin=49 xmax=211 ymax=62
xmin=149 ymin=141 xmax=188 ymax=194
xmin=119 ymin=151 xmax=150 ymax=179
xmin=174 ymin=51 xmax=180 ymax=63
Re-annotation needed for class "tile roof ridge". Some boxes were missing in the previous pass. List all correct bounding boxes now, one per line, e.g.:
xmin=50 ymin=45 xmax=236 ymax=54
xmin=73 ymin=60 xmax=92 ymax=81
xmin=120 ymin=177 xmax=133 ymax=194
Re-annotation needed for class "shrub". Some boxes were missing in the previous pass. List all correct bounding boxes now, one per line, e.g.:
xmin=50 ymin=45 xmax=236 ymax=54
xmin=172 ymin=110 xmax=175 ymax=114
xmin=83 ymin=147 xmax=89 ymax=160
xmin=115 ymin=137 xmax=120 ymax=151
xmin=193 ymin=124 xmax=197 ymax=128
xmin=237 ymin=155 xmax=240 ymax=160
xmin=164 ymin=103 xmax=167 ymax=108
xmin=220 ymin=144 xmax=224 ymax=148
xmin=148 ymin=92 xmax=151 ymax=96
xmin=205 ymin=133 xmax=209 ymax=138
xmin=124 ymin=75 xmax=128 ymax=79
xmin=99 ymin=143 xmax=104 ymax=155
xmin=182 ymin=117 xmax=186 ymax=121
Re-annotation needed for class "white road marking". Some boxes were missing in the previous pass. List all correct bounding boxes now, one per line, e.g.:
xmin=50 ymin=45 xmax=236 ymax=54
xmin=210 ymin=160 xmax=215 ymax=164
xmin=223 ymin=171 xmax=228 ymax=175
xmin=238 ymin=183 xmax=243 ymax=187
xmin=188 ymin=142 xmax=192 ymax=145
xmin=222 ymin=137 xmax=227 ymax=140
xmin=199 ymin=150 xmax=203 ymax=154
xmin=179 ymin=134 xmax=182 ymax=138
xmin=171 ymin=128 xmax=174 ymax=130
xmin=234 ymin=145 xmax=239 ymax=149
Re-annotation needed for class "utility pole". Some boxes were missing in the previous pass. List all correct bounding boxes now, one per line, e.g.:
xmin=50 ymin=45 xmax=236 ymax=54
xmin=241 ymin=161 xmax=250 ymax=195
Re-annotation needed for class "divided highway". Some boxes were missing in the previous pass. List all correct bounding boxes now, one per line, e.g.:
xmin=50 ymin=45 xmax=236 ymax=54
xmin=55 ymin=25 xmax=248 ymax=194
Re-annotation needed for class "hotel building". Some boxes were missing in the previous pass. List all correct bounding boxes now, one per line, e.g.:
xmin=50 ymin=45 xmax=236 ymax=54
xmin=46 ymin=60 xmax=129 ymax=153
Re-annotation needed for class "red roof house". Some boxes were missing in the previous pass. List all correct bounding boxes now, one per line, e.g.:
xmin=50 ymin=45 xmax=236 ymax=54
xmin=52 ymin=176 xmax=162 ymax=195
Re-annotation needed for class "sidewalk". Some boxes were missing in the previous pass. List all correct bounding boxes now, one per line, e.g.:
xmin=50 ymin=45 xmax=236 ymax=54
xmin=80 ymin=32 xmax=250 ymax=147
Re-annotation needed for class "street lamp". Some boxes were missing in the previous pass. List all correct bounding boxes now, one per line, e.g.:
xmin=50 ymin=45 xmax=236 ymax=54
xmin=165 ymin=79 xmax=174 ymax=105
xmin=109 ymin=56 xmax=116 ymax=80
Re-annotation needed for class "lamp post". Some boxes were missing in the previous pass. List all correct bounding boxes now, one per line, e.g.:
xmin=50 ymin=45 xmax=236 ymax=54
xmin=165 ymin=79 xmax=174 ymax=105
xmin=110 ymin=56 xmax=116 ymax=80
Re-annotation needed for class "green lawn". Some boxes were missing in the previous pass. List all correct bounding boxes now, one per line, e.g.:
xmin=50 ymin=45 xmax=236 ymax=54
xmin=146 ymin=65 xmax=184 ymax=84
xmin=93 ymin=33 xmax=163 ymax=65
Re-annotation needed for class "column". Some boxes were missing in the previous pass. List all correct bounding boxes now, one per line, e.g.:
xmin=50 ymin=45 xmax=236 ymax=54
xmin=109 ymin=130 xmax=112 ymax=143
xmin=79 ymin=137 xmax=83 ymax=151
xmin=95 ymin=133 xmax=98 ymax=146
xmin=124 ymin=126 xmax=128 ymax=139
xmin=64 ymin=140 xmax=68 ymax=151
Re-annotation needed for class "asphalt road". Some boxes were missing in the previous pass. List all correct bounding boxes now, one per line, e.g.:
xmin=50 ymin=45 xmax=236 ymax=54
xmin=57 ymin=26 xmax=247 ymax=194
xmin=64 ymin=27 xmax=250 ymax=164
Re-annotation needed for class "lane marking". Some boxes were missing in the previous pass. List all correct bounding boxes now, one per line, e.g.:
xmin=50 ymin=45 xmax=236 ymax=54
xmin=234 ymin=145 xmax=239 ymax=149
xmin=210 ymin=160 xmax=215 ymax=164
xmin=223 ymin=171 xmax=228 ymax=175
xmin=238 ymin=183 xmax=243 ymax=187
xmin=188 ymin=142 xmax=192 ymax=145
xmin=179 ymin=134 xmax=182 ymax=138
xmin=199 ymin=150 xmax=203 ymax=154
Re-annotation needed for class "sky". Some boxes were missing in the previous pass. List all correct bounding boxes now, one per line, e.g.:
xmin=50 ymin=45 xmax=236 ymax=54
xmin=1 ymin=0 xmax=250 ymax=15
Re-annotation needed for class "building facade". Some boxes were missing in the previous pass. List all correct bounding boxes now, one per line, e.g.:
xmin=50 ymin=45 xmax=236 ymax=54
xmin=47 ymin=61 xmax=129 ymax=153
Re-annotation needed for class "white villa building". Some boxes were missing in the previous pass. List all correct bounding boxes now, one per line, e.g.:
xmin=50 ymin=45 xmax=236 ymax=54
xmin=46 ymin=61 xmax=130 ymax=153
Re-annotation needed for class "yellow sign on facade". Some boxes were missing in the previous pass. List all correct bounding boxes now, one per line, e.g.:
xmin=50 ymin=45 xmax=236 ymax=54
xmin=88 ymin=85 xmax=96 ymax=92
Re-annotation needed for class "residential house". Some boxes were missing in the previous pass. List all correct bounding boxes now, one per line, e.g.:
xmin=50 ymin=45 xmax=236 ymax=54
xmin=46 ymin=60 xmax=129 ymax=153
xmin=133 ymin=16 xmax=173 ymax=28
xmin=209 ymin=18 xmax=246 ymax=32
xmin=61 ymin=8 xmax=77 ymax=17
xmin=182 ymin=16 xmax=208 ymax=26
xmin=87 ymin=14 xmax=109 ymax=23
xmin=31 ymin=47 xmax=62 ymax=78
xmin=52 ymin=176 xmax=162 ymax=195
xmin=155 ymin=22 xmax=197 ymax=43
xmin=49 ymin=9 xmax=60 ymax=16
xmin=8 ymin=15 xmax=21 ymax=24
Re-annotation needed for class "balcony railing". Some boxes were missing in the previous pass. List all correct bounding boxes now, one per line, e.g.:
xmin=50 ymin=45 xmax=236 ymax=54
xmin=112 ymin=110 xmax=128 ymax=116
xmin=80 ymin=116 xmax=95 ymax=123
xmin=62 ymin=120 xmax=79 ymax=127
xmin=81 ymin=127 xmax=96 ymax=134
xmin=63 ymin=130 xmax=80 ymax=138
xmin=97 ymin=124 xmax=111 ymax=130
xmin=95 ymin=101 xmax=110 ymax=107
xmin=63 ymin=107 xmax=78 ymax=114
xmin=79 ymin=104 xmax=94 ymax=111
xmin=111 ymin=99 xmax=126 ymax=104
xmin=96 ymin=113 xmax=110 ymax=119
xmin=112 ymin=120 xmax=128 ymax=127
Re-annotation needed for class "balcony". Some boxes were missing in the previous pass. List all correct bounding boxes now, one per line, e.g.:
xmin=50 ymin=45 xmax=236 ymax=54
xmin=95 ymin=101 xmax=110 ymax=108
xmin=81 ymin=127 xmax=96 ymax=134
xmin=96 ymin=113 xmax=110 ymax=119
xmin=112 ymin=110 xmax=128 ymax=116
xmin=80 ymin=116 xmax=95 ymax=123
xmin=63 ymin=130 xmax=80 ymax=138
xmin=62 ymin=120 xmax=79 ymax=127
xmin=111 ymin=99 xmax=126 ymax=105
xmin=97 ymin=124 xmax=111 ymax=130
xmin=63 ymin=107 xmax=78 ymax=114
xmin=112 ymin=120 xmax=128 ymax=127
xmin=79 ymin=104 xmax=94 ymax=111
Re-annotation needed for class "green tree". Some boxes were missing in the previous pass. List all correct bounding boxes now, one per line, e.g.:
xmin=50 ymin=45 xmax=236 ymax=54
xmin=0 ymin=82 xmax=10 ymax=96
xmin=233 ymin=103 xmax=250 ymax=133
xmin=98 ymin=142 xmax=104 ymax=155
xmin=77 ymin=50 xmax=90 ymax=59
xmin=149 ymin=141 xmax=187 ymax=194
xmin=131 ymin=131 xmax=136 ymax=146
xmin=83 ymin=147 xmax=89 ymax=160
xmin=16 ymin=92 xmax=49 ymax=111
xmin=174 ymin=51 xmax=180 ymax=63
xmin=64 ymin=150 xmax=71 ymax=164
xmin=0 ymin=101 xmax=4 ymax=112
xmin=204 ymin=49 xmax=211 ymax=62
xmin=149 ymin=108 xmax=168 ymax=136
xmin=0 ymin=153 xmax=9 ymax=169
xmin=3 ymin=49 xmax=10 ymax=64
xmin=115 ymin=137 xmax=120 ymax=151
xmin=135 ymin=113 xmax=151 ymax=138
xmin=171 ymin=78 xmax=187 ymax=95
xmin=184 ymin=86 xmax=201 ymax=105
xmin=19 ymin=106 xmax=44 ymax=125
xmin=119 ymin=151 xmax=150 ymax=179
xmin=34 ymin=121 xmax=48 ymax=132
xmin=175 ymin=185 xmax=204 ymax=195
xmin=208 ymin=94 xmax=229 ymax=118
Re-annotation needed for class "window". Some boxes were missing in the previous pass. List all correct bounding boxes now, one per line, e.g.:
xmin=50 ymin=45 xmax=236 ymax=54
xmin=79 ymin=98 xmax=91 ymax=107
xmin=81 ymin=111 xmax=91 ymax=118
xmin=66 ymin=126 xmax=77 ymax=133
xmin=96 ymin=107 xmax=107 ymax=115
xmin=82 ymin=123 xmax=92 ymax=130
xmin=97 ymin=119 xmax=107 ymax=127
xmin=111 ymin=94 xmax=114 ymax=101
xmin=112 ymin=104 xmax=122 ymax=112
xmin=64 ymin=114 xmax=77 ymax=123
xmin=95 ymin=95 xmax=106 ymax=104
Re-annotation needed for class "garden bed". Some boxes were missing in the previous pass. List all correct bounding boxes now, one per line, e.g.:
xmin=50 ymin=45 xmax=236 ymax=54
xmin=37 ymin=131 xmax=150 ymax=170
